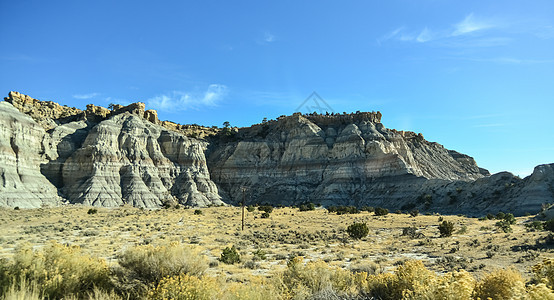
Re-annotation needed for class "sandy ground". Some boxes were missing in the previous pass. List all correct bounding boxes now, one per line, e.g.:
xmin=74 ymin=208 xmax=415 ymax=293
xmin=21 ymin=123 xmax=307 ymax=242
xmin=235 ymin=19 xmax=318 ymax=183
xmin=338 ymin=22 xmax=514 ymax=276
xmin=1 ymin=206 xmax=552 ymax=281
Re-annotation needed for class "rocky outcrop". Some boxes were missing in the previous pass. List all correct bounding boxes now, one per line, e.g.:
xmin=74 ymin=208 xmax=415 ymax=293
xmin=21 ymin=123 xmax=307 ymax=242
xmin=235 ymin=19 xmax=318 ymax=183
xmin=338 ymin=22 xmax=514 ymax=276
xmin=0 ymin=102 xmax=61 ymax=208
xmin=208 ymin=112 xmax=486 ymax=206
xmin=60 ymin=113 xmax=222 ymax=207
xmin=5 ymin=91 xmax=83 ymax=131
xmin=0 ymin=91 xmax=552 ymax=214
xmin=1 ymin=92 xmax=222 ymax=208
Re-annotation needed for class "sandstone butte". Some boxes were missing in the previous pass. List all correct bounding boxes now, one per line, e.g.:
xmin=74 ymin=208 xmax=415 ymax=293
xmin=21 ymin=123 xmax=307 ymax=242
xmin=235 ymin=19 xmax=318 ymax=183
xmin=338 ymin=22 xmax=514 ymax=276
xmin=0 ymin=91 xmax=552 ymax=216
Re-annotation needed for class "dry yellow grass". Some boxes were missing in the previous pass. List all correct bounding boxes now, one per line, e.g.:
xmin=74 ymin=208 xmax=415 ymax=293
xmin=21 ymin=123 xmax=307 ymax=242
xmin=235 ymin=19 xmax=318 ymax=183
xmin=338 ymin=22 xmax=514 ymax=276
xmin=0 ymin=206 xmax=552 ymax=282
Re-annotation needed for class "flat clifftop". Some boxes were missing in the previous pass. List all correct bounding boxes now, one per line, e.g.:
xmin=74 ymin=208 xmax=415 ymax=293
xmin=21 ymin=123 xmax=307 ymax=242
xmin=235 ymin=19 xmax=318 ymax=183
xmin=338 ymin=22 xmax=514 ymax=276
xmin=1 ymin=91 xmax=552 ymax=215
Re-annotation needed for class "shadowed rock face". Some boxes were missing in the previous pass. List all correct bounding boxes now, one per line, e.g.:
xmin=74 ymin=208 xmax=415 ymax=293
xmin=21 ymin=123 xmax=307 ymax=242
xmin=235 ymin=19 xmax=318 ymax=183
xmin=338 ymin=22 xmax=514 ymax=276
xmin=207 ymin=113 xmax=487 ymax=206
xmin=0 ymin=92 xmax=552 ymax=215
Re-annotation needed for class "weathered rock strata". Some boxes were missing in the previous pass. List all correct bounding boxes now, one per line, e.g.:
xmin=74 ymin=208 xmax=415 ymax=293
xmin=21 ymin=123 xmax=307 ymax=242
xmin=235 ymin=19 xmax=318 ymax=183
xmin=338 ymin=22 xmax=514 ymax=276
xmin=0 ymin=91 xmax=552 ymax=215
xmin=207 ymin=112 xmax=486 ymax=206
xmin=0 ymin=102 xmax=61 ymax=208
xmin=1 ymin=92 xmax=222 ymax=208
xmin=59 ymin=113 xmax=222 ymax=207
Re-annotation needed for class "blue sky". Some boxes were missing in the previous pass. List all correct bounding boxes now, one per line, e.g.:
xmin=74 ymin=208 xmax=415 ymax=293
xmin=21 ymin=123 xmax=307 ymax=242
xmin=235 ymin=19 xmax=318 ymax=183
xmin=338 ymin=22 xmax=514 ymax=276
xmin=1 ymin=1 xmax=553 ymax=176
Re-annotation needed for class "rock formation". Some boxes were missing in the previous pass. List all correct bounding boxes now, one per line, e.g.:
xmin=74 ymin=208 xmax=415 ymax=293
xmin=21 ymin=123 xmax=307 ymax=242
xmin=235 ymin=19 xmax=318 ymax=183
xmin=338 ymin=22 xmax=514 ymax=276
xmin=0 ymin=102 xmax=61 ymax=208
xmin=207 ymin=112 xmax=487 ymax=208
xmin=1 ymin=92 xmax=222 ymax=208
xmin=0 ymin=91 xmax=552 ymax=215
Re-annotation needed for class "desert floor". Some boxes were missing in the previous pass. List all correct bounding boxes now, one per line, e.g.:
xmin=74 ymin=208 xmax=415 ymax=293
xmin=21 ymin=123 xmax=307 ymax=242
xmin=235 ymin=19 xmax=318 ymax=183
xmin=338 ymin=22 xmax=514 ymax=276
xmin=1 ymin=206 xmax=552 ymax=280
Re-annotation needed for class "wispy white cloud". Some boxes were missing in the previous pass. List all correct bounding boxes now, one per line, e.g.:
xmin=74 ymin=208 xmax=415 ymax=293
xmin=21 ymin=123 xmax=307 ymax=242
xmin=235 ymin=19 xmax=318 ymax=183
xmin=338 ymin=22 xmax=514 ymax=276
xmin=452 ymin=13 xmax=494 ymax=36
xmin=264 ymin=31 xmax=276 ymax=43
xmin=380 ymin=13 xmax=499 ymax=45
xmin=73 ymin=93 xmax=99 ymax=99
xmin=147 ymin=84 xmax=228 ymax=112
xmin=416 ymin=27 xmax=433 ymax=43
xmin=380 ymin=27 xmax=403 ymax=41
xmin=378 ymin=27 xmax=416 ymax=43
xmin=257 ymin=31 xmax=277 ymax=44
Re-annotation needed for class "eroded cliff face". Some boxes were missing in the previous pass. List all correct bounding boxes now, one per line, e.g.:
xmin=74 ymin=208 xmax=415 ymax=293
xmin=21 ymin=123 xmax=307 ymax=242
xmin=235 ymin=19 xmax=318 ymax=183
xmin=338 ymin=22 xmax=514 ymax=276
xmin=207 ymin=112 xmax=487 ymax=206
xmin=0 ymin=92 xmax=222 ymax=208
xmin=1 ymin=91 xmax=552 ymax=215
xmin=60 ymin=113 xmax=221 ymax=207
xmin=0 ymin=102 xmax=60 ymax=208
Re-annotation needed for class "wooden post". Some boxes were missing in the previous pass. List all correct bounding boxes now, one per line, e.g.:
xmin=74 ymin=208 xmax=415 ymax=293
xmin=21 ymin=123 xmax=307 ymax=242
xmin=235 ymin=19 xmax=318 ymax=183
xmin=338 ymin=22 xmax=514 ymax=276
xmin=241 ymin=187 xmax=246 ymax=231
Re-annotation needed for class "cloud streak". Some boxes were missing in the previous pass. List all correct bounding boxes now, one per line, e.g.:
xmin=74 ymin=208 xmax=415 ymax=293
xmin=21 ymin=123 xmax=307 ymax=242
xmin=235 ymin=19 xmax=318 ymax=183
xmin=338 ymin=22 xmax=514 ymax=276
xmin=416 ymin=27 xmax=433 ymax=43
xmin=452 ymin=13 xmax=494 ymax=36
xmin=380 ymin=13 xmax=499 ymax=45
xmin=73 ymin=93 xmax=99 ymax=99
xmin=147 ymin=84 xmax=228 ymax=112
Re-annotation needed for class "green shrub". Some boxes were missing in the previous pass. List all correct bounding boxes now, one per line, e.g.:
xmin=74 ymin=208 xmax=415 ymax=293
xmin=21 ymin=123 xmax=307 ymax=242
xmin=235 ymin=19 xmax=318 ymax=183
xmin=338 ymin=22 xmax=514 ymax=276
xmin=544 ymin=219 xmax=554 ymax=232
xmin=118 ymin=242 xmax=207 ymax=285
xmin=526 ymin=220 xmax=545 ymax=231
xmin=402 ymin=226 xmax=423 ymax=239
xmin=261 ymin=212 xmax=270 ymax=218
xmin=503 ymin=213 xmax=516 ymax=225
xmin=298 ymin=202 xmax=315 ymax=211
xmin=162 ymin=201 xmax=172 ymax=209
xmin=495 ymin=220 xmax=512 ymax=233
xmin=194 ymin=209 xmax=203 ymax=215
xmin=87 ymin=208 xmax=98 ymax=214
xmin=327 ymin=206 xmax=359 ymax=215
xmin=360 ymin=206 xmax=375 ymax=213
xmin=409 ymin=209 xmax=419 ymax=217
xmin=374 ymin=207 xmax=389 ymax=216
xmin=220 ymin=246 xmax=241 ymax=264
xmin=347 ymin=223 xmax=369 ymax=240
xmin=496 ymin=212 xmax=506 ymax=220
xmin=247 ymin=205 xmax=255 ymax=212
xmin=258 ymin=205 xmax=273 ymax=213
xmin=439 ymin=221 xmax=454 ymax=237
xmin=253 ymin=249 xmax=267 ymax=260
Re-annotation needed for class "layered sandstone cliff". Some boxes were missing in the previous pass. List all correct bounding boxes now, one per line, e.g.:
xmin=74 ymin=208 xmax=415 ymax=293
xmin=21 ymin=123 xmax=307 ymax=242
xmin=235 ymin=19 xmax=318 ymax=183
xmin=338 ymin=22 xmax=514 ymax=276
xmin=0 ymin=91 xmax=552 ymax=215
xmin=1 ymin=92 xmax=222 ymax=208
xmin=207 ymin=112 xmax=488 ymax=206
xmin=0 ymin=102 xmax=60 ymax=208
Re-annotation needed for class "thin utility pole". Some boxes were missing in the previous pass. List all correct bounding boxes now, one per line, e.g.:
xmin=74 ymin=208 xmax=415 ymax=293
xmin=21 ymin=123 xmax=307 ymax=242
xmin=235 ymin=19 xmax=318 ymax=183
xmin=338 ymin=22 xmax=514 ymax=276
xmin=241 ymin=187 xmax=246 ymax=231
